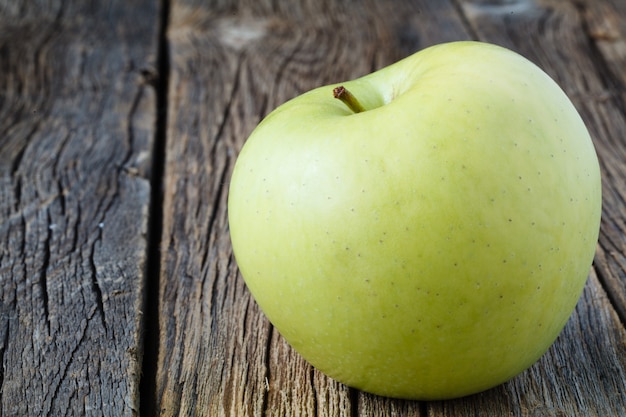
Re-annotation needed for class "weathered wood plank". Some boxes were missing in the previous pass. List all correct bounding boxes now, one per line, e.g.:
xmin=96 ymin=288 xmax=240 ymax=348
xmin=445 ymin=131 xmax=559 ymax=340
xmin=158 ymin=0 xmax=626 ymax=416
xmin=0 ymin=1 xmax=160 ymax=415
xmin=158 ymin=1 xmax=470 ymax=415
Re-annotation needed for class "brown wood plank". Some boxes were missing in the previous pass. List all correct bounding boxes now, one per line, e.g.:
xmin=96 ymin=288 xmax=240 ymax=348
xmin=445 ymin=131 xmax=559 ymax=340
xmin=158 ymin=0 xmax=626 ymax=416
xmin=158 ymin=1 xmax=469 ymax=415
xmin=0 ymin=1 xmax=160 ymax=415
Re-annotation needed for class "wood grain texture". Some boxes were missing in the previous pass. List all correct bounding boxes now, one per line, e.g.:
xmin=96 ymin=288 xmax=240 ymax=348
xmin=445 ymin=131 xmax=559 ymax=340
xmin=3 ymin=0 xmax=626 ymax=416
xmin=0 ymin=1 xmax=160 ymax=415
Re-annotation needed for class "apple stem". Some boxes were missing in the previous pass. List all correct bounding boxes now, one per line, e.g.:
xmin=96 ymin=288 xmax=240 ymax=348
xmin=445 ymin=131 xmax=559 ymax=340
xmin=333 ymin=86 xmax=366 ymax=114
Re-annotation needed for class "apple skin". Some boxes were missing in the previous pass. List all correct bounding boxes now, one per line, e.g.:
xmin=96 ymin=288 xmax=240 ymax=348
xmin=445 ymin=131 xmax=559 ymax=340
xmin=227 ymin=41 xmax=602 ymax=400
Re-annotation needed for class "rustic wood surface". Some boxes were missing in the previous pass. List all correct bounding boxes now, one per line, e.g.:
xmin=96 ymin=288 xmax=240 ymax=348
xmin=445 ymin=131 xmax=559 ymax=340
xmin=0 ymin=1 xmax=160 ymax=415
xmin=1 ymin=0 xmax=626 ymax=416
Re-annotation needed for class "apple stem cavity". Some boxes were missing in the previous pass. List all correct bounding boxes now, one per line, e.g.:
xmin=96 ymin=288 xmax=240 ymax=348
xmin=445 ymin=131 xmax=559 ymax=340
xmin=333 ymin=86 xmax=366 ymax=114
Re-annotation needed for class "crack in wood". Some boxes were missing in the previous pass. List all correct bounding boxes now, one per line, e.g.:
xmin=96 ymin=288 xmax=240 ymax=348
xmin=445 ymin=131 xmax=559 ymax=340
xmin=88 ymin=224 xmax=108 ymax=335
xmin=38 ymin=209 xmax=53 ymax=336
xmin=138 ymin=0 xmax=171 ymax=415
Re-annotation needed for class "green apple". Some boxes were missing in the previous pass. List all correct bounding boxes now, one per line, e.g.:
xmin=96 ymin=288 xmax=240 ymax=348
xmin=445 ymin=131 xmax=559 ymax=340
xmin=228 ymin=41 xmax=601 ymax=400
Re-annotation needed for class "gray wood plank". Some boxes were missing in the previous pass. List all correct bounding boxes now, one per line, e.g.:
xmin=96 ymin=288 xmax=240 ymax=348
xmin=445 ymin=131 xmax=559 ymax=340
xmin=0 ymin=1 xmax=160 ymax=415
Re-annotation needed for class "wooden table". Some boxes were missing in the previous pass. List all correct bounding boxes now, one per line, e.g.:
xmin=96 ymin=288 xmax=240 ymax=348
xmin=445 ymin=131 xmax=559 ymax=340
xmin=2 ymin=0 xmax=626 ymax=415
